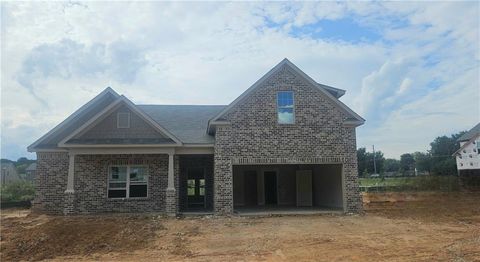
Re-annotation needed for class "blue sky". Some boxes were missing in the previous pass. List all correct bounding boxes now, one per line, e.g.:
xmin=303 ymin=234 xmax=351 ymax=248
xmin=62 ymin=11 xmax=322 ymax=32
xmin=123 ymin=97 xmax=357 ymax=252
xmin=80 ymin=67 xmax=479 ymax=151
xmin=1 ymin=1 xmax=479 ymax=160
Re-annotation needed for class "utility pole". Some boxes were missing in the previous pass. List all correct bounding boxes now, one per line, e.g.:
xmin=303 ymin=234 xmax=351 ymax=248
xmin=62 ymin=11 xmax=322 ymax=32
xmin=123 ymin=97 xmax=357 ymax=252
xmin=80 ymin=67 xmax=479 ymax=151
xmin=372 ymin=145 xmax=377 ymax=175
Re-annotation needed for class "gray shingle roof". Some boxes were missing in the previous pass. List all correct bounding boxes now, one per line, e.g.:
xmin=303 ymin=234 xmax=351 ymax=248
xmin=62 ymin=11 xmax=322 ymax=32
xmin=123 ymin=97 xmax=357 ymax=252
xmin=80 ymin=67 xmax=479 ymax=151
xmin=138 ymin=105 xmax=226 ymax=144
xmin=458 ymin=122 xmax=480 ymax=142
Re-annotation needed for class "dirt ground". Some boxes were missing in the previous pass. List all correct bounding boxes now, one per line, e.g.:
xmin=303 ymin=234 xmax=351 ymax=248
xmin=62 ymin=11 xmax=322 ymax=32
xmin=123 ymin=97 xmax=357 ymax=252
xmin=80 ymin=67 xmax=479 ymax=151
xmin=1 ymin=192 xmax=479 ymax=261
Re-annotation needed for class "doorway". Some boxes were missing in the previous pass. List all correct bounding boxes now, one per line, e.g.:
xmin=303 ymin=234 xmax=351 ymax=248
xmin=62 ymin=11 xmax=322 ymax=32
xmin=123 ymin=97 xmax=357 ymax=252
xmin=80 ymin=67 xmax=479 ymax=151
xmin=264 ymin=171 xmax=277 ymax=205
xmin=187 ymin=167 xmax=205 ymax=209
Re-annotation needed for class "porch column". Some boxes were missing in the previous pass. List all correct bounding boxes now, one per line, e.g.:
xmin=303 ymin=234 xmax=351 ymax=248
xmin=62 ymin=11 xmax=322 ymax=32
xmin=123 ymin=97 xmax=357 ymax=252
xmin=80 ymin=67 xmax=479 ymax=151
xmin=165 ymin=152 xmax=176 ymax=216
xmin=63 ymin=152 xmax=76 ymax=215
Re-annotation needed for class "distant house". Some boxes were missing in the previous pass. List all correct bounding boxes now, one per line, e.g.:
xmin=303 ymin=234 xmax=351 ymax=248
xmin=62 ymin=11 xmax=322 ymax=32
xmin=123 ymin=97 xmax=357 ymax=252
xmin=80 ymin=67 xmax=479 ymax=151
xmin=453 ymin=123 xmax=480 ymax=189
xmin=25 ymin=163 xmax=36 ymax=182
xmin=1 ymin=163 xmax=21 ymax=185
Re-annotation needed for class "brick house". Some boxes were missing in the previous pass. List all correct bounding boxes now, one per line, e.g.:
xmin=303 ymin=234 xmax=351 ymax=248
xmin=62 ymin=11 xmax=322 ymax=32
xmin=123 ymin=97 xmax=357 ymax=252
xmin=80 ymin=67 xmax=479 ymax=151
xmin=28 ymin=59 xmax=365 ymax=215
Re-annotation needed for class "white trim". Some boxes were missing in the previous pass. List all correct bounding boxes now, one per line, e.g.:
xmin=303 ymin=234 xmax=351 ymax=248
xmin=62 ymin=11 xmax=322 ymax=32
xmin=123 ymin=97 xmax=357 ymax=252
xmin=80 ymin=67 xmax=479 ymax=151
xmin=69 ymin=147 xmax=175 ymax=155
xmin=35 ymin=149 xmax=69 ymax=152
xmin=116 ymin=112 xmax=131 ymax=128
xmin=182 ymin=143 xmax=215 ymax=148
xmin=63 ymin=144 xmax=179 ymax=148
xmin=175 ymin=147 xmax=214 ymax=155
xmin=208 ymin=58 xmax=365 ymax=132
xmin=58 ymin=96 xmax=183 ymax=147
xmin=28 ymin=87 xmax=119 ymax=152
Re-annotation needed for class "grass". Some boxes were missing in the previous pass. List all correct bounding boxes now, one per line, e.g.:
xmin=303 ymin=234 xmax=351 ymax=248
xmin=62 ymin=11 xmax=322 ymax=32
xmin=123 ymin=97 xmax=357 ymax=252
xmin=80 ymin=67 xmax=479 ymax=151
xmin=359 ymin=176 xmax=460 ymax=191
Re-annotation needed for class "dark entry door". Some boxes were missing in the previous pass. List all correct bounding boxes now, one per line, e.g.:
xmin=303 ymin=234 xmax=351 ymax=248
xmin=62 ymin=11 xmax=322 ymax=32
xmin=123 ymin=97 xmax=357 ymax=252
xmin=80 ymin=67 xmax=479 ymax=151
xmin=264 ymin=171 xmax=277 ymax=205
xmin=244 ymin=171 xmax=258 ymax=206
xmin=187 ymin=168 xmax=205 ymax=209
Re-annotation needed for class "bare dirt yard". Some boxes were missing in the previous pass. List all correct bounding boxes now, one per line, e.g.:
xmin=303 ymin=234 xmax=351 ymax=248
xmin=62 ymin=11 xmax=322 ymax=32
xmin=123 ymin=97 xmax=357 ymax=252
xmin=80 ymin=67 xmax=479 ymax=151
xmin=1 ymin=192 xmax=479 ymax=261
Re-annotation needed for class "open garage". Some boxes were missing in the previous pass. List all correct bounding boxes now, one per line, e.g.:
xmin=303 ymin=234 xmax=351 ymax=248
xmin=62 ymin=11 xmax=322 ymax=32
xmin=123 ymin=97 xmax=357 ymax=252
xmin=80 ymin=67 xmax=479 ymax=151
xmin=233 ymin=164 xmax=344 ymax=214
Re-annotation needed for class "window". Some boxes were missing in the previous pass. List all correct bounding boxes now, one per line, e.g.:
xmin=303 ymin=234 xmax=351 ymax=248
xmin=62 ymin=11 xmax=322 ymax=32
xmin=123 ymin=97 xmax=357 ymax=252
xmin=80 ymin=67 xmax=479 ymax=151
xmin=277 ymin=91 xmax=294 ymax=124
xmin=187 ymin=178 xmax=205 ymax=196
xmin=108 ymin=165 xmax=148 ymax=198
xmin=117 ymin=112 xmax=130 ymax=128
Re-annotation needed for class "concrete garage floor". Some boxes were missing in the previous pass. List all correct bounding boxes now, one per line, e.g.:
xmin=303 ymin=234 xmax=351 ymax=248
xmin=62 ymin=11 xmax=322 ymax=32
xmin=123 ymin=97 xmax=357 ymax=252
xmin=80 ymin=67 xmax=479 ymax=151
xmin=234 ymin=206 xmax=343 ymax=216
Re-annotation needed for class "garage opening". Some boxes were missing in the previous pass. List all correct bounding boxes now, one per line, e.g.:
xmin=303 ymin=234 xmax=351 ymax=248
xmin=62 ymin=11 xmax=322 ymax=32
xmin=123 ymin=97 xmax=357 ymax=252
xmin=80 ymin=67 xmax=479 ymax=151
xmin=233 ymin=164 xmax=344 ymax=214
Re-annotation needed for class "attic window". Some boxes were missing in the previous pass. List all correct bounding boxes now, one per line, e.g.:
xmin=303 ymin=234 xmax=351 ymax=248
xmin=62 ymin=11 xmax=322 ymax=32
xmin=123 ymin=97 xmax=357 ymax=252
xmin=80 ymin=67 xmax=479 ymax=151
xmin=277 ymin=91 xmax=295 ymax=124
xmin=117 ymin=112 xmax=130 ymax=128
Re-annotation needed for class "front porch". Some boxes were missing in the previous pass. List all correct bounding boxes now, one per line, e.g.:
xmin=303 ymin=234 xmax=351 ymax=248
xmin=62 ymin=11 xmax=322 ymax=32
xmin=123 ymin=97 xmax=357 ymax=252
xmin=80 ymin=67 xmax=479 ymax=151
xmin=61 ymin=147 xmax=214 ymax=215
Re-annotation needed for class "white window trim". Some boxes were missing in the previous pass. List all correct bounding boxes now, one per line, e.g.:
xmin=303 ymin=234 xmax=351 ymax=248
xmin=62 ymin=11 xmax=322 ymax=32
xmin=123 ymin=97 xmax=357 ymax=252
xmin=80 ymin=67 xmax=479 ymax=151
xmin=107 ymin=165 xmax=148 ymax=199
xmin=117 ymin=112 xmax=131 ymax=128
xmin=276 ymin=91 xmax=295 ymax=124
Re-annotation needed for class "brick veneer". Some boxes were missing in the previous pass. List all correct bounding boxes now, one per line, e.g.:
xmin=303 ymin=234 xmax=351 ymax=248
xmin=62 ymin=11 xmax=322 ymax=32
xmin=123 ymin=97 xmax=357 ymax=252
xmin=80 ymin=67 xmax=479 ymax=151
xmin=35 ymin=152 xmax=173 ymax=214
xmin=213 ymin=65 xmax=362 ymax=214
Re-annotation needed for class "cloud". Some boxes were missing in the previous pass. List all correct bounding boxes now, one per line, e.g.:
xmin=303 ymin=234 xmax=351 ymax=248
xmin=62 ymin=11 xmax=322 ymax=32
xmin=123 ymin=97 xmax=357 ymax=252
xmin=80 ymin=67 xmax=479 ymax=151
xmin=1 ymin=1 xmax=479 ymax=160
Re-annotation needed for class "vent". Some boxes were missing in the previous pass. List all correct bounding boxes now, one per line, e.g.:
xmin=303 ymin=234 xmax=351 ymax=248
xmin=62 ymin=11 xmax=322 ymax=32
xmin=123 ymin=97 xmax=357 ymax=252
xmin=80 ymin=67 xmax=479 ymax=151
xmin=117 ymin=112 xmax=130 ymax=128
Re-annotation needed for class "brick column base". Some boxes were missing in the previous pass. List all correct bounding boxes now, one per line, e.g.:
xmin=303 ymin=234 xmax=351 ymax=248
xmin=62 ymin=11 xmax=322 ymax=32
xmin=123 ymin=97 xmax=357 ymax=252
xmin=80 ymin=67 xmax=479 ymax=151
xmin=63 ymin=191 xmax=75 ymax=215
xmin=165 ymin=188 xmax=177 ymax=216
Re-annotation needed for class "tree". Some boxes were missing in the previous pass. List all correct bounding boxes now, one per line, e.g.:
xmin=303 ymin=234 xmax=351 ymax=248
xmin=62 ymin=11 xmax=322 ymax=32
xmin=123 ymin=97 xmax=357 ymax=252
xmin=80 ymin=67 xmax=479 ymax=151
xmin=384 ymin=158 xmax=400 ymax=172
xmin=357 ymin=147 xmax=385 ymax=176
xmin=400 ymin=153 xmax=415 ymax=173
xmin=413 ymin=152 xmax=432 ymax=173
xmin=357 ymin=148 xmax=367 ymax=177
xmin=366 ymin=150 xmax=385 ymax=174
xmin=429 ymin=131 xmax=466 ymax=176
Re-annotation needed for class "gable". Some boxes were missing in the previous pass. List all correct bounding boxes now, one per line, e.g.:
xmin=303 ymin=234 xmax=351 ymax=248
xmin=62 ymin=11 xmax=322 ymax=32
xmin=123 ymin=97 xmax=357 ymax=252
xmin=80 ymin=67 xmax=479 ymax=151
xmin=221 ymin=65 xmax=349 ymax=127
xmin=208 ymin=58 xmax=364 ymax=133
xmin=58 ymin=96 xmax=182 ymax=147
xmin=28 ymin=88 xmax=119 ymax=151
xmin=72 ymin=105 xmax=170 ymax=142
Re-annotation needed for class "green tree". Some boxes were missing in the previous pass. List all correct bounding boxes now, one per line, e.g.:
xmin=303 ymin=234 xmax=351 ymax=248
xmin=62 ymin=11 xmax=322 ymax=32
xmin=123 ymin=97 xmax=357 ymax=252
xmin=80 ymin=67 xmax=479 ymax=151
xmin=357 ymin=148 xmax=367 ymax=177
xmin=429 ymin=132 xmax=466 ymax=176
xmin=413 ymin=152 xmax=432 ymax=173
xmin=365 ymin=150 xmax=385 ymax=174
xmin=384 ymin=158 xmax=400 ymax=172
xmin=400 ymin=153 xmax=415 ymax=172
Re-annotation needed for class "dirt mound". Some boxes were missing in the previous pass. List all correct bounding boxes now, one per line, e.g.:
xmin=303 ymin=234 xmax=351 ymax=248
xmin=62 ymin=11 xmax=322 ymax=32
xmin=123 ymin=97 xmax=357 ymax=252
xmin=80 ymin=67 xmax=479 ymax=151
xmin=1 ymin=214 xmax=165 ymax=261
xmin=363 ymin=191 xmax=480 ymax=222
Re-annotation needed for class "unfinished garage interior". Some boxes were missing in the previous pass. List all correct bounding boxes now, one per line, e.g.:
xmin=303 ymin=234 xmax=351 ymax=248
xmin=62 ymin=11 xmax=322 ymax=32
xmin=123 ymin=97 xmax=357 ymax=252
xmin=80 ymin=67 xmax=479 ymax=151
xmin=233 ymin=164 xmax=344 ymax=214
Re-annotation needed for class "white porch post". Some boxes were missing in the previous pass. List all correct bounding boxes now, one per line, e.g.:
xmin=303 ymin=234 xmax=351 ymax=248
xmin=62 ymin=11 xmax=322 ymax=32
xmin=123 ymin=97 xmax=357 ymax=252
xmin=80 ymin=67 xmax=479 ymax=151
xmin=168 ymin=153 xmax=175 ymax=190
xmin=166 ymin=152 xmax=176 ymax=216
xmin=65 ymin=153 xmax=75 ymax=193
xmin=63 ymin=152 xmax=76 ymax=215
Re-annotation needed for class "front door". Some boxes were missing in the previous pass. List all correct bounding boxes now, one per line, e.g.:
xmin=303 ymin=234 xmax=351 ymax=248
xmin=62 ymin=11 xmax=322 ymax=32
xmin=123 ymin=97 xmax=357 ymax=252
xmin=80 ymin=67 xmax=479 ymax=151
xmin=187 ymin=167 xmax=205 ymax=209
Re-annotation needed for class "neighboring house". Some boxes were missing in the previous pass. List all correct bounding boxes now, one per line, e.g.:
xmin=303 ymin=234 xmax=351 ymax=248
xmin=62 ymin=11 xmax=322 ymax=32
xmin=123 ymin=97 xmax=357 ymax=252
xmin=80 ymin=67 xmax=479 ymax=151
xmin=25 ymin=163 xmax=37 ymax=182
xmin=453 ymin=123 xmax=480 ymax=189
xmin=27 ymin=59 xmax=365 ymax=215
xmin=1 ymin=163 xmax=21 ymax=185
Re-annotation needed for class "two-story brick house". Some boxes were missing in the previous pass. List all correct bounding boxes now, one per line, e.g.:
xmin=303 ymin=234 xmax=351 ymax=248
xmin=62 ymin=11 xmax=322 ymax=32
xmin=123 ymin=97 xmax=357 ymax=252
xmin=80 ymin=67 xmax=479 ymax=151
xmin=28 ymin=59 xmax=365 ymax=215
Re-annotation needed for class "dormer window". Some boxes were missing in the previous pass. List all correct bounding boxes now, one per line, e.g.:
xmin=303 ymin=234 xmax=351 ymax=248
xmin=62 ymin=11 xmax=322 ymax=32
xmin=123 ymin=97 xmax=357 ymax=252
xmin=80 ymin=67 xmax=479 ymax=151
xmin=277 ymin=91 xmax=294 ymax=124
xmin=117 ymin=112 xmax=130 ymax=128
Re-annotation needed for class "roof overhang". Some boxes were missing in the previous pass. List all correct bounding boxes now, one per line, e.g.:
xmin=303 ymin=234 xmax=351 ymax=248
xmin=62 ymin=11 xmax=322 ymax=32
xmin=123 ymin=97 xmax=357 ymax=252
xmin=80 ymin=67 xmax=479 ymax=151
xmin=28 ymin=87 xmax=120 ymax=152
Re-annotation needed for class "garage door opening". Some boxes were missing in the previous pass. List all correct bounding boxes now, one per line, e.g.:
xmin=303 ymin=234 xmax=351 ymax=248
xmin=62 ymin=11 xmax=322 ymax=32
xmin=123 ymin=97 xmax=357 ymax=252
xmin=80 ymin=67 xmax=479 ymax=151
xmin=233 ymin=164 xmax=344 ymax=214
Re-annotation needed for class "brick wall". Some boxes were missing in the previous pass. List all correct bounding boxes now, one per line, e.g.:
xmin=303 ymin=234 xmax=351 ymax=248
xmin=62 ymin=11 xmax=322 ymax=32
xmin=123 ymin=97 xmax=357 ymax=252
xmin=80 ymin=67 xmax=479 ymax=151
xmin=34 ymin=152 xmax=69 ymax=214
xmin=34 ymin=152 xmax=172 ymax=214
xmin=213 ymin=65 xmax=362 ymax=214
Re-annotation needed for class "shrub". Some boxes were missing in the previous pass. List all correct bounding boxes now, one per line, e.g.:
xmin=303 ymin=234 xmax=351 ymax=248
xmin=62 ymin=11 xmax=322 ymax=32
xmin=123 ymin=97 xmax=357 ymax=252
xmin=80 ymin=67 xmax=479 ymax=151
xmin=1 ymin=180 xmax=35 ymax=202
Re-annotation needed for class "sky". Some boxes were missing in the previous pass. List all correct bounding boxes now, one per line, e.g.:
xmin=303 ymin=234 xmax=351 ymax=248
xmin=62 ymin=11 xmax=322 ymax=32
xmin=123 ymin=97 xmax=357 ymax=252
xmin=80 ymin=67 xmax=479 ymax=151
xmin=1 ymin=1 xmax=479 ymax=160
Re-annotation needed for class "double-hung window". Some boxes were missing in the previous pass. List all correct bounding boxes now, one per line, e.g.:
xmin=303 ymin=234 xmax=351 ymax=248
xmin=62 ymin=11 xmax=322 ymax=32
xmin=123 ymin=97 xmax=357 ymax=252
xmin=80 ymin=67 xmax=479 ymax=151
xmin=108 ymin=165 xmax=148 ymax=198
xmin=277 ymin=91 xmax=295 ymax=124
